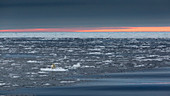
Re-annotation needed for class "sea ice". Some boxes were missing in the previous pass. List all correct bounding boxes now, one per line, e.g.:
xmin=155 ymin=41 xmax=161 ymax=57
xmin=60 ymin=81 xmax=75 ymax=83
xmin=71 ymin=63 xmax=81 ymax=69
xmin=0 ymin=83 xmax=6 ymax=86
xmin=40 ymin=67 xmax=68 ymax=72
xmin=27 ymin=60 xmax=38 ymax=63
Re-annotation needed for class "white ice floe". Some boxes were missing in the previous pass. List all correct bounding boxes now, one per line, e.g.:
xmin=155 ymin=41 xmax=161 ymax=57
xmin=147 ymin=55 xmax=159 ymax=57
xmin=28 ymin=51 xmax=37 ymax=53
xmin=27 ymin=60 xmax=39 ymax=63
xmin=67 ymin=63 xmax=81 ymax=69
xmin=72 ymin=63 xmax=81 ymax=69
xmin=49 ymin=53 xmax=57 ymax=56
xmin=0 ymin=83 xmax=6 ymax=86
xmin=40 ymin=67 xmax=68 ymax=72
xmin=134 ymin=64 xmax=145 ymax=68
xmin=11 ymin=63 xmax=20 ymax=66
xmin=9 ymin=74 xmax=20 ymax=78
xmin=32 ymin=67 xmax=39 ymax=69
xmin=70 ymin=59 xmax=79 ymax=61
xmin=88 ymin=48 xmax=101 ymax=51
xmin=161 ymin=56 xmax=170 ymax=59
xmin=135 ymin=57 xmax=145 ymax=59
xmin=12 ymin=84 xmax=19 ymax=87
xmin=3 ymin=60 xmax=14 ymax=63
xmin=103 ymin=60 xmax=113 ymax=63
xmin=1 ymin=48 xmax=9 ymax=50
xmin=53 ymin=63 xmax=60 ymax=65
xmin=24 ymin=47 xmax=32 ymax=49
xmin=105 ymin=53 xmax=113 ymax=55
xmin=87 ymin=52 xmax=102 ymax=55
xmin=12 ymin=75 xmax=20 ymax=78
xmin=67 ymin=50 xmax=74 ymax=52
xmin=60 ymin=81 xmax=75 ymax=83
xmin=26 ymin=72 xmax=38 ymax=75
xmin=38 ymin=71 xmax=48 ymax=74
xmin=43 ymin=83 xmax=50 ymax=86
xmin=39 ymin=75 xmax=48 ymax=77
xmin=81 ymin=65 xmax=95 ymax=68
xmin=98 ymin=46 xmax=105 ymax=48
xmin=142 ymin=58 xmax=163 ymax=61
xmin=67 ymin=63 xmax=95 ymax=69
xmin=126 ymin=45 xmax=139 ymax=48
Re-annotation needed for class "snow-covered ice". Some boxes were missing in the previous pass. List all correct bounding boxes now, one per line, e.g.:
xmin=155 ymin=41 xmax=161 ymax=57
xmin=40 ymin=68 xmax=68 ymax=72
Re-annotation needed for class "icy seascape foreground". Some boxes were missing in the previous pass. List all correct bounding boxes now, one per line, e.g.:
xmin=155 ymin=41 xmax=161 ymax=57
xmin=1 ymin=38 xmax=170 ymax=90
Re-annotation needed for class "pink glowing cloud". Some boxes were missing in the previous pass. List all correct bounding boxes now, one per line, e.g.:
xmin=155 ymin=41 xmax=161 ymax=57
xmin=1 ymin=26 xmax=170 ymax=32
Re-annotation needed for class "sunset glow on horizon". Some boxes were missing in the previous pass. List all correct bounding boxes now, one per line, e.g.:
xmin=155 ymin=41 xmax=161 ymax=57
xmin=1 ymin=26 xmax=170 ymax=32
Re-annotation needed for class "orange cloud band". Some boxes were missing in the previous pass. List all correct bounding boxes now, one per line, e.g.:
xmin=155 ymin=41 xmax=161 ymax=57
xmin=1 ymin=27 xmax=170 ymax=32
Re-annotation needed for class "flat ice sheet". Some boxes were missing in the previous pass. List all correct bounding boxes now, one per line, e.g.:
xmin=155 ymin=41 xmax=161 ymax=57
xmin=40 ymin=68 xmax=68 ymax=72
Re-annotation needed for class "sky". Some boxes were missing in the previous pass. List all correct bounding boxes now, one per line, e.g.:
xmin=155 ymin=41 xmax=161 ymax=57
xmin=0 ymin=0 xmax=170 ymax=32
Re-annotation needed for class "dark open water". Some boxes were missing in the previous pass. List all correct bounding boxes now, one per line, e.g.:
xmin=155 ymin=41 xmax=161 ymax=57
xmin=1 ymin=67 xmax=170 ymax=96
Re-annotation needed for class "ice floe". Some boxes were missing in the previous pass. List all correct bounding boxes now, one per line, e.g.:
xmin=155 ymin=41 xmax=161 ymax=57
xmin=9 ymin=74 xmax=20 ymax=78
xmin=43 ymin=83 xmax=50 ymax=86
xmin=0 ymin=83 xmax=6 ymax=86
xmin=142 ymin=58 xmax=163 ymax=61
xmin=70 ymin=63 xmax=81 ymax=69
xmin=40 ymin=67 xmax=68 ymax=72
xmin=27 ymin=60 xmax=41 ymax=63
xmin=134 ymin=64 xmax=145 ymax=68
xmin=60 ymin=81 xmax=75 ymax=83
xmin=11 ymin=63 xmax=20 ymax=66
xmin=81 ymin=65 xmax=95 ymax=68
xmin=87 ymin=52 xmax=102 ymax=55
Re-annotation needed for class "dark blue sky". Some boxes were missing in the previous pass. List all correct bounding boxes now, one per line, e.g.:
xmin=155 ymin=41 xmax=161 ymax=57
xmin=1 ymin=0 xmax=170 ymax=29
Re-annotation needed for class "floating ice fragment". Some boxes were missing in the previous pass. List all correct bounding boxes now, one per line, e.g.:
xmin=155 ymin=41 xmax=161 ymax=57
xmin=134 ymin=64 xmax=145 ymax=68
xmin=43 ymin=83 xmax=50 ymax=86
xmin=103 ymin=60 xmax=112 ymax=63
xmin=39 ymin=75 xmax=48 ymax=77
xmin=26 ymin=72 xmax=37 ymax=75
xmin=142 ymin=58 xmax=162 ymax=61
xmin=40 ymin=67 xmax=68 ymax=72
xmin=28 ymin=50 xmax=38 ymax=53
xmin=88 ymin=52 xmax=102 ymax=55
xmin=27 ymin=60 xmax=38 ymax=63
xmin=81 ymin=65 xmax=95 ymax=68
xmin=38 ymin=71 xmax=48 ymax=74
xmin=9 ymin=73 xmax=20 ymax=78
xmin=68 ymin=50 xmax=74 ymax=52
xmin=49 ymin=53 xmax=57 ymax=56
xmin=32 ymin=67 xmax=39 ymax=69
xmin=150 ymin=55 xmax=159 ymax=57
xmin=105 ymin=53 xmax=113 ymax=55
xmin=12 ymin=84 xmax=19 ymax=87
xmin=68 ymin=63 xmax=81 ymax=69
xmin=12 ymin=75 xmax=20 ymax=78
xmin=88 ymin=48 xmax=101 ymax=51
xmin=11 ymin=63 xmax=20 ymax=66
xmin=72 ymin=63 xmax=81 ymax=69
xmin=0 ymin=83 xmax=6 ymax=86
xmin=60 ymin=81 xmax=75 ymax=83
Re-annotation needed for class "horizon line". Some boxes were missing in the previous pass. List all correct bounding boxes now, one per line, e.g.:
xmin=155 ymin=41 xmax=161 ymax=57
xmin=1 ymin=26 xmax=170 ymax=32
